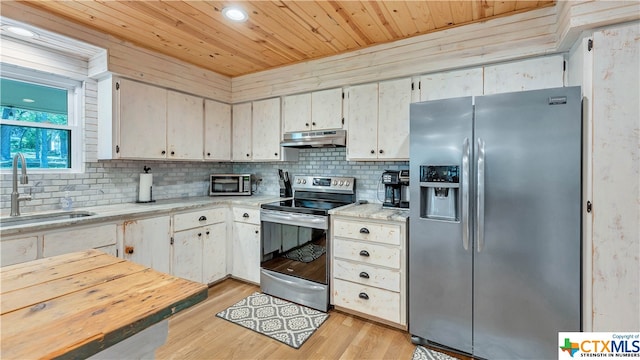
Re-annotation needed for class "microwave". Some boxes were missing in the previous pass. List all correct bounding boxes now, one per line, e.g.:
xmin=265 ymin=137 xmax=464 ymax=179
xmin=209 ymin=174 xmax=252 ymax=196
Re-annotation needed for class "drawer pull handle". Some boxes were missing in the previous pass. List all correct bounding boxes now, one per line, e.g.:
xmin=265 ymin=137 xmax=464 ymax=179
xmin=359 ymin=227 xmax=370 ymax=234
xmin=125 ymin=246 xmax=134 ymax=254
xmin=359 ymin=292 xmax=369 ymax=300
xmin=198 ymin=216 xmax=207 ymax=221
xmin=359 ymin=250 xmax=370 ymax=257
xmin=359 ymin=272 xmax=370 ymax=279
xmin=243 ymin=213 xmax=249 ymax=218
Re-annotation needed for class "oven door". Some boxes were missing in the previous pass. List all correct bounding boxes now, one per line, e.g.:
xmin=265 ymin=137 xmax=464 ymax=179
xmin=260 ymin=209 xmax=330 ymax=311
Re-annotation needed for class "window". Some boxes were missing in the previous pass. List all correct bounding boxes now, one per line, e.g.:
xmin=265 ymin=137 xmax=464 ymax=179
xmin=0 ymin=72 xmax=81 ymax=171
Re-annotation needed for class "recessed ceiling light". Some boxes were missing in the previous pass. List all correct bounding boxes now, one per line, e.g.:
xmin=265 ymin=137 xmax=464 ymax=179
xmin=22 ymin=98 xmax=35 ymax=103
xmin=6 ymin=26 xmax=36 ymax=38
xmin=222 ymin=6 xmax=248 ymax=22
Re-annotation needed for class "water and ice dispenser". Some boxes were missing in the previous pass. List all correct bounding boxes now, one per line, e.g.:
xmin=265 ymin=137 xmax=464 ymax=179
xmin=420 ymin=165 xmax=460 ymax=221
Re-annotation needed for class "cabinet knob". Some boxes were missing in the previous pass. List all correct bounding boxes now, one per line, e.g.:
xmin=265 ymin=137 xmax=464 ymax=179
xmin=359 ymin=227 xmax=370 ymax=234
xmin=274 ymin=152 xmax=278 ymax=156
xmin=125 ymin=246 xmax=134 ymax=254
xmin=161 ymin=150 xmax=166 ymax=155
xmin=243 ymin=213 xmax=249 ymax=218
xmin=379 ymin=149 xmax=384 ymax=154
xmin=305 ymin=123 xmax=309 ymax=127
xmin=199 ymin=216 xmax=207 ymax=221
xmin=370 ymin=150 xmax=375 ymax=154
xmin=359 ymin=271 xmax=370 ymax=279
xmin=255 ymin=230 xmax=259 ymax=234
xmin=358 ymin=292 xmax=369 ymax=300
xmin=207 ymin=152 xmax=211 ymax=156
xmin=246 ymin=153 xmax=250 ymax=157
xmin=171 ymin=151 xmax=175 ymax=155
xmin=312 ymin=122 xmax=316 ymax=126
xmin=359 ymin=250 xmax=370 ymax=257
xmin=198 ymin=232 xmax=202 ymax=237
xmin=206 ymin=231 xmax=210 ymax=235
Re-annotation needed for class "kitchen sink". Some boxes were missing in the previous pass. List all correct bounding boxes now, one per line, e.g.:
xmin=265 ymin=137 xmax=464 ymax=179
xmin=0 ymin=211 xmax=96 ymax=227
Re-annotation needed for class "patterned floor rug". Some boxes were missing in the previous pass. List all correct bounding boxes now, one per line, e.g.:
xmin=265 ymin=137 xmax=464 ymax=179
xmin=216 ymin=292 xmax=329 ymax=349
xmin=282 ymin=243 xmax=326 ymax=263
xmin=412 ymin=346 xmax=461 ymax=360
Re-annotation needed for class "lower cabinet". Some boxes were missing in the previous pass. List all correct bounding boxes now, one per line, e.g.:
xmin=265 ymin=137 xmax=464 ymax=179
xmin=231 ymin=207 xmax=261 ymax=283
xmin=171 ymin=208 xmax=227 ymax=284
xmin=1 ymin=236 xmax=37 ymax=266
xmin=43 ymin=224 xmax=118 ymax=257
xmin=122 ymin=215 xmax=171 ymax=274
xmin=331 ymin=214 xmax=408 ymax=328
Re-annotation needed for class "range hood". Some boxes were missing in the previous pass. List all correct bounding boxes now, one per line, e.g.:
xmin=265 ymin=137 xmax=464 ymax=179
xmin=280 ymin=129 xmax=346 ymax=148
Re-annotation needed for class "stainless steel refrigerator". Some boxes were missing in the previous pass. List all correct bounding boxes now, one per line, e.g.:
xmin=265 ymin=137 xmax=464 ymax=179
xmin=409 ymin=86 xmax=582 ymax=359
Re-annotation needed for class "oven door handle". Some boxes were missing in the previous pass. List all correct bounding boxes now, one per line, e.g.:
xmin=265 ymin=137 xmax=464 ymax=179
xmin=260 ymin=209 xmax=328 ymax=230
xmin=261 ymin=270 xmax=327 ymax=291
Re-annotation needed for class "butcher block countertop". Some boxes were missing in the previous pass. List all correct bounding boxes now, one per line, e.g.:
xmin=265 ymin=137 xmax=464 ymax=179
xmin=0 ymin=249 xmax=207 ymax=359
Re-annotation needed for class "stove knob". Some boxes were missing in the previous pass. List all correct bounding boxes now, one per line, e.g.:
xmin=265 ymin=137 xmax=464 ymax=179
xmin=339 ymin=181 xmax=344 ymax=186
xmin=345 ymin=181 xmax=350 ymax=186
xmin=302 ymin=179 xmax=307 ymax=184
xmin=296 ymin=179 xmax=301 ymax=184
xmin=333 ymin=180 xmax=338 ymax=186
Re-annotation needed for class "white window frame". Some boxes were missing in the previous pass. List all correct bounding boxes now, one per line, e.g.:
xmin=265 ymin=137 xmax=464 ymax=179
xmin=0 ymin=65 xmax=84 ymax=174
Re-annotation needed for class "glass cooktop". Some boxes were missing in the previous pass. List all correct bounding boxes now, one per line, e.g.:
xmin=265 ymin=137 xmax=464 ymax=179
xmin=261 ymin=199 xmax=351 ymax=216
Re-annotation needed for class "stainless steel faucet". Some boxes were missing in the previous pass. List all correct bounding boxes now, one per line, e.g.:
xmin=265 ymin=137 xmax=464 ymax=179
xmin=11 ymin=153 xmax=32 ymax=216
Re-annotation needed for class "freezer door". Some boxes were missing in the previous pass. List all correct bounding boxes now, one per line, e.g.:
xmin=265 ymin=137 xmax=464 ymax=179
xmin=473 ymin=87 xmax=582 ymax=359
xmin=409 ymin=97 xmax=473 ymax=354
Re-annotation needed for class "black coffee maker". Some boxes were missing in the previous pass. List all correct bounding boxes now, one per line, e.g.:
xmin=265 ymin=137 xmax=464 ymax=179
xmin=382 ymin=170 xmax=410 ymax=208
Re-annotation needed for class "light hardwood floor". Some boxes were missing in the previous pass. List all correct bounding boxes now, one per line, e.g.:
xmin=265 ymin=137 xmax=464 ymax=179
xmin=155 ymin=278 xmax=432 ymax=360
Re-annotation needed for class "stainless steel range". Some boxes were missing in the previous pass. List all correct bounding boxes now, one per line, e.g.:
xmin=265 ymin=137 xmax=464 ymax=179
xmin=260 ymin=175 xmax=356 ymax=312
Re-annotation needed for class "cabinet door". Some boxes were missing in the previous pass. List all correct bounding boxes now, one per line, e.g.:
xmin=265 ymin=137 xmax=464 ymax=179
xmin=312 ymin=88 xmax=343 ymax=130
xmin=123 ymin=216 xmax=170 ymax=274
xmin=232 ymin=102 xmax=252 ymax=161
xmin=1 ymin=236 xmax=37 ymax=266
xmin=172 ymin=227 xmax=204 ymax=283
xmin=203 ymin=222 xmax=227 ymax=284
xmin=232 ymin=222 xmax=260 ymax=283
xmin=419 ymin=67 xmax=484 ymax=101
xmin=378 ymin=77 xmax=411 ymax=160
xmin=252 ymin=98 xmax=281 ymax=161
xmin=346 ymin=83 xmax=378 ymax=160
xmin=204 ymin=99 xmax=231 ymax=161
xmin=167 ymin=90 xmax=203 ymax=160
xmin=483 ymin=55 xmax=564 ymax=95
xmin=118 ymin=78 xmax=167 ymax=159
xmin=282 ymin=93 xmax=311 ymax=133
xmin=43 ymin=224 xmax=117 ymax=257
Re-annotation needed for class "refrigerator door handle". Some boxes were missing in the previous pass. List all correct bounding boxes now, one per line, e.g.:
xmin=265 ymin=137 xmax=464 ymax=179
xmin=462 ymin=137 xmax=470 ymax=251
xmin=476 ymin=138 xmax=485 ymax=252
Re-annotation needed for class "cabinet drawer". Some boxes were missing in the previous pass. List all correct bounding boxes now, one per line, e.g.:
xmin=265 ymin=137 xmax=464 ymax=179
xmin=1 ymin=236 xmax=38 ymax=266
xmin=333 ymin=238 xmax=400 ymax=269
xmin=333 ymin=219 xmax=400 ymax=245
xmin=174 ymin=207 xmax=226 ymax=232
xmin=232 ymin=207 xmax=260 ymax=225
xmin=333 ymin=259 xmax=400 ymax=292
xmin=43 ymin=224 xmax=117 ymax=257
xmin=333 ymin=278 xmax=400 ymax=324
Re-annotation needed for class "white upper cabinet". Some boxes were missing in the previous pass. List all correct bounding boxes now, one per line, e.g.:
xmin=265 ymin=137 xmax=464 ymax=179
xmin=252 ymin=98 xmax=281 ymax=161
xmin=483 ymin=55 xmax=564 ymax=95
xmin=231 ymin=102 xmax=253 ymax=161
xmin=117 ymin=78 xmax=168 ymax=159
xmin=347 ymin=78 xmax=411 ymax=161
xmin=167 ymin=90 xmax=203 ymax=160
xmin=98 ymin=76 xmax=208 ymax=161
xmin=311 ymin=88 xmax=343 ymax=130
xmin=418 ymin=67 xmax=484 ymax=101
xmin=378 ymin=78 xmax=412 ymax=160
xmin=204 ymin=99 xmax=231 ymax=161
xmin=346 ymin=82 xmax=378 ymax=160
xmin=282 ymin=93 xmax=311 ymax=133
xmin=282 ymin=88 xmax=343 ymax=133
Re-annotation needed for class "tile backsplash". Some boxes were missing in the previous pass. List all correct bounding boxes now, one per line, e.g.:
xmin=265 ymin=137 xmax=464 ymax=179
xmin=0 ymin=148 xmax=407 ymax=213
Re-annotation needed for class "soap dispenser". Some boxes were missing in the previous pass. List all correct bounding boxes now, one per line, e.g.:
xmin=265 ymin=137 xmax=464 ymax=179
xmin=60 ymin=191 xmax=73 ymax=211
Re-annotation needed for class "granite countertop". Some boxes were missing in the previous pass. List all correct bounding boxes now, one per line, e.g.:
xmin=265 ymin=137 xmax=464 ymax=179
xmin=329 ymin=202 xmax=410 ymax=222
xmin=0 ymin=195 xmax=284 ymax=237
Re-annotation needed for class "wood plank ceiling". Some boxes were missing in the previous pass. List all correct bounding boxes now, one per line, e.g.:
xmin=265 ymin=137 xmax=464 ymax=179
xmin=19 ymin=1 xmax=555 ymax=77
